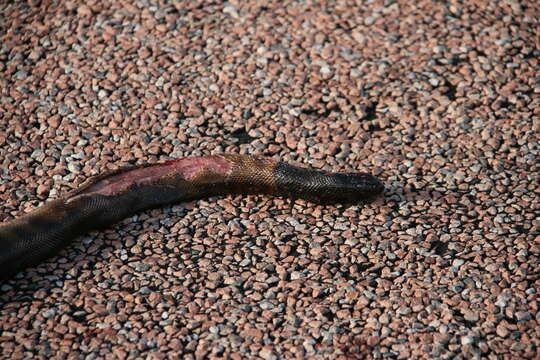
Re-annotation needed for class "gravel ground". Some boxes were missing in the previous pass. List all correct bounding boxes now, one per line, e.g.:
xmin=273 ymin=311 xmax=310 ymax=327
xmin=0 ymin=0 xmax=538 ymax=359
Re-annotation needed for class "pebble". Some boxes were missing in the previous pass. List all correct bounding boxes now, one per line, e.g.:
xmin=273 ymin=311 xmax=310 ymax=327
xmin=462 ymin=309 xmax=479 ymax=322
xmin=259 ymin=347 xmax=278 ymax=360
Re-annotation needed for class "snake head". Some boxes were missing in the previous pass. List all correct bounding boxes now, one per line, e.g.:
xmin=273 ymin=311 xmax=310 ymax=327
xmin=322 ymin=172 xmax=385 ymax=204
xmin=274 ymin=162 xmax=384 ymax=204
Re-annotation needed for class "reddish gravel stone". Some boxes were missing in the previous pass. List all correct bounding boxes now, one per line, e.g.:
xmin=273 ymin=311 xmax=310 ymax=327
xmin=1 ymin=0 xmax=539 ymax=359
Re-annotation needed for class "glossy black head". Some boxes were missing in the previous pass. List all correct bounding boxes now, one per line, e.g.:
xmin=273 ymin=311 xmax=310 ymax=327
xmin=324 ymin=172 xmax=384 ymax=203
xmin=273 ymin=162 xmax=384 ymax=204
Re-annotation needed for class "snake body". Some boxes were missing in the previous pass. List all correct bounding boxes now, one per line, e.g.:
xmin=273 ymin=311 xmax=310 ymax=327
xmin=0 ymin=154 xmax=383 ymax=279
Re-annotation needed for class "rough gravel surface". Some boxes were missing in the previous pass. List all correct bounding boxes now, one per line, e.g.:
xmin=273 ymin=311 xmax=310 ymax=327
xmin=0 ymin=0 xmax=538 ymax=359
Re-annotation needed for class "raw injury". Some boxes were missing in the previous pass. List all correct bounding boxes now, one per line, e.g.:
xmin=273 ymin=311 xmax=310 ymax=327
xmin=72 ymin=156 xmax=232 ymax=197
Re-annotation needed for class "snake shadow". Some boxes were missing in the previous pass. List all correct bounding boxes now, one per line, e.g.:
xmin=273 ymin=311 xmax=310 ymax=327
xmin=379 ymin=182 xmax=433 ymax=203
xmin=378 ymin=181 xmax=475 ymax=258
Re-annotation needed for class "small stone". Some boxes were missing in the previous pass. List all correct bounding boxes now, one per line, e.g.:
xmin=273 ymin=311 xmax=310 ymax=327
xmin=452 ymin=258 xmax=465 ymax=268
xmin=462 ymin=309 xmax=479 ymax=322
xmin=515 ymin=311 xmax=531 ymax=322
xmin=67 ymin=163 xmax=81 ymax=174
xmin=15 ymin=70 xmax=28 ymax=80
xmin=364 ymin=16 xmax=376 ymax=25
xmin=223 ymin=5 xmax=239 ymax=18
xmin=320 ymin=66 xmax=332 ymax=75
xmin=98 ymin=89 xmax=109 ymax=99
xmin=42 ymin=309 xmax=56 ymax=319
xmin=259 ymin=347 xmax=277 ymax=360
xmin=396 ymin=306 xmax=411 ymax=315
xmin=239 ymin=259 xmax=251 ymax=267
xmin=461 ymin=335 xmax=475 ymax=345
xmin=36 ymin=184 xmax=49 ymax=196
xmin=77 ymin=4 xmax=92 ymax=16
xmin=496 ymin=324 xmax=509 ymax=337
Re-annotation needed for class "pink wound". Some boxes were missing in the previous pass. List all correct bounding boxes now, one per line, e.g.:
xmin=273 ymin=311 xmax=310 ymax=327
xmin=78 ymin=156 xmax=231 ymax=197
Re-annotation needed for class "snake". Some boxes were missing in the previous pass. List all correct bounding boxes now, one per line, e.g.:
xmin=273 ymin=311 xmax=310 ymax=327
xmin=0 ymin=154 xmax=384 ymax=280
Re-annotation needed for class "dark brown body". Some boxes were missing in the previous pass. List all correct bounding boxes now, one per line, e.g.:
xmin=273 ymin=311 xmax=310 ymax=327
xmin=0 ymin=154 xmax=383 ymax=279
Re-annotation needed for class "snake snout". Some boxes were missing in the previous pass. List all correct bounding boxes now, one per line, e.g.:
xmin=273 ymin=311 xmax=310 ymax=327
xmin=330 ymin=172 xmax=384 ymax=202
